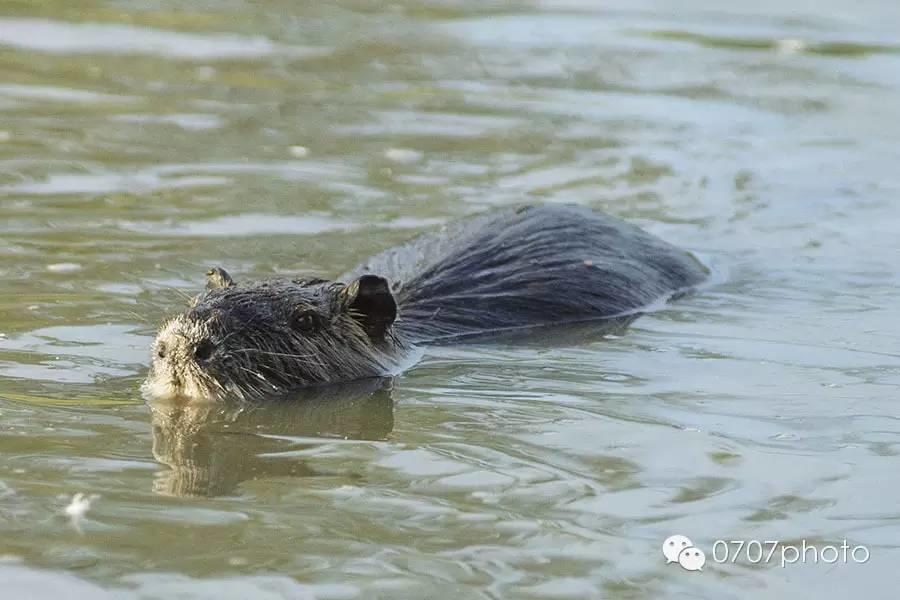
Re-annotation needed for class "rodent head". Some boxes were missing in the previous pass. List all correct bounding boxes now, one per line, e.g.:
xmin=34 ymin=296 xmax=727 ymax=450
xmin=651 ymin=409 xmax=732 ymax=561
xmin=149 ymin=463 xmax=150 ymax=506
xmin=142 ymin=269 xmax=404 ymax=402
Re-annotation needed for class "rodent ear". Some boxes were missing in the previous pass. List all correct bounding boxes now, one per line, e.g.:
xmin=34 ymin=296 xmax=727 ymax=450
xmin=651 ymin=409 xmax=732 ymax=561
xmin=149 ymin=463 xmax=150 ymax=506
xmin=341 ymin=275 xmax=397 ymax=339
xmin=206 ymin=266 xmax=234 ymax=290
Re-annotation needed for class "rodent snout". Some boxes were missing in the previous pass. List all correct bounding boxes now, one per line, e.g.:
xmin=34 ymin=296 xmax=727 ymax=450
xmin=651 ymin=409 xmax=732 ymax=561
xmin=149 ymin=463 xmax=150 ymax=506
xmin=144 ymin=315 xmax=225 ymax=401
xmin=152 ymin=316 xmax=217 ymax=368
xmin=193 ymin=339 xmax=214 ymax=363
xmin=154 ymin=337 xmax=215 ymax=366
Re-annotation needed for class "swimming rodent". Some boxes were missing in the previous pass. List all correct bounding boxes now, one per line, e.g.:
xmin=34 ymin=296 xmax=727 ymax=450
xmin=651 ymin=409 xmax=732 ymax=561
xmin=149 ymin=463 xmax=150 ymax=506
xmin=142 ymin=204 xmax=708 ymax=401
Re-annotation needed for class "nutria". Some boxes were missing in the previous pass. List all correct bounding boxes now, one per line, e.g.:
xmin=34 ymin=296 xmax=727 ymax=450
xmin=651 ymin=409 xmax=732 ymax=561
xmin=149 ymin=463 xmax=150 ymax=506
xmin=142 ymin=204 xmax=708 ymax=401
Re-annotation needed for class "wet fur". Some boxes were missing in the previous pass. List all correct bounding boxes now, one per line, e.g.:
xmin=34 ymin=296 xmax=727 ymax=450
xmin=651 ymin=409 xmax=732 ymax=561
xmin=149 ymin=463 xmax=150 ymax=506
xmin=143 ymin=280 xmax=407 ymax=401
xmin=343 ymin=204 xmax=708 ymax=342
xmin=143 ymin=204 xmax=708 ymax=401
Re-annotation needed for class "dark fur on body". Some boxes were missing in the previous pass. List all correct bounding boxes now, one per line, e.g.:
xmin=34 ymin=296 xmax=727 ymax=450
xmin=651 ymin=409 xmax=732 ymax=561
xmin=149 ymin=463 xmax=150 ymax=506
xmin=342 ymin=204 xmax=707 ymax=342
xmin=143 ymin=204 xmax=708 ymax=401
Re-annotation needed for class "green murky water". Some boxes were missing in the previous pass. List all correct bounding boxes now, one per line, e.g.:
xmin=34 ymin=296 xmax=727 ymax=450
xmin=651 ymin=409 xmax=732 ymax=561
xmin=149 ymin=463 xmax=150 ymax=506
xmin=1 ymin=1 xmax=899 ymax=598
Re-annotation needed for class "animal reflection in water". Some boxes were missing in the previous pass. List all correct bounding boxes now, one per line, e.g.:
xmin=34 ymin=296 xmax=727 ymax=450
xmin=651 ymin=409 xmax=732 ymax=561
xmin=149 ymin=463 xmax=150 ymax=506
xmin=149 ymin=378 xmax=394 ymax=497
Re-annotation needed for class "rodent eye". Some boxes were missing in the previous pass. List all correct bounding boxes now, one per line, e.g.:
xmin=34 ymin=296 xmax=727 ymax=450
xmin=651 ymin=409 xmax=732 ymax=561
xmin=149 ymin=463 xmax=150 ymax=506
xmin=156 ymin=342 xmax=167 ymax=359
xmin=194 ymin=339 xmax=214 ymax=362
xmin=292 ymin=310 xmax=320 ymax=332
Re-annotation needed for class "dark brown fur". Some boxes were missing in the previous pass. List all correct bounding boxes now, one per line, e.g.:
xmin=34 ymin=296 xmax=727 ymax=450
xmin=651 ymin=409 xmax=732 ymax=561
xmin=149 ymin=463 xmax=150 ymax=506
xmin=143 ymin=204 xmax=708 ymax=401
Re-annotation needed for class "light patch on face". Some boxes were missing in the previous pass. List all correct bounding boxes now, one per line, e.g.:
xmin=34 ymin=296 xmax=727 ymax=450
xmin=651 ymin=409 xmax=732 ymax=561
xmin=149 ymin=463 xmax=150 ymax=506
xmin=141 ymin=315 xmax=232 ymax=402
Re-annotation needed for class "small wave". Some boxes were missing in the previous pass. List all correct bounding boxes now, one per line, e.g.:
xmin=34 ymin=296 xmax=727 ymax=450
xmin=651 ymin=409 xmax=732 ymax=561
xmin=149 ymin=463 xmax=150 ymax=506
xmin=0 ymin=18 xmax=329 ymax=61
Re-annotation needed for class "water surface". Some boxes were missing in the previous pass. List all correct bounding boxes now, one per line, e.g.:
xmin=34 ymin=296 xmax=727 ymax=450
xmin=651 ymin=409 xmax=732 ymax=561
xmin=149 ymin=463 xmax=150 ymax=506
xmin=1 ymin=0 xmax=899 ymax=598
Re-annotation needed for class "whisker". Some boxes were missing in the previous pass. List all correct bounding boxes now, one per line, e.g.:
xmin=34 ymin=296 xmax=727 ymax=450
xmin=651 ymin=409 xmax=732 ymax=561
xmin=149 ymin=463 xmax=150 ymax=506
xmin=230 ymin=348 xmax=317 ymax=360
xmin=151 ymin=282 xmax=195 ymax=305
xmin=234 ymin=365 xmax=269 ymax=383
xmin=122 ymin=310 xmax=150 ymax=324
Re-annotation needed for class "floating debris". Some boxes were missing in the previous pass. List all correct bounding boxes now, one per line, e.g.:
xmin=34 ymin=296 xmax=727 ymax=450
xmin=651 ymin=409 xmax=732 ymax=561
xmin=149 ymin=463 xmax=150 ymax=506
xmin=64 ymin=492 xmax=99 ymax=534
xmin=289 ymin=145 xmax=310 ymax=158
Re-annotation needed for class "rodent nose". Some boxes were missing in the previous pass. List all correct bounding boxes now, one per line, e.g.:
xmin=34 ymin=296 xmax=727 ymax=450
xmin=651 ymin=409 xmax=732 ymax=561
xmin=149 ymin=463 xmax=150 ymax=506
xmin=194 ymin=339 xmax=214 ymax=362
